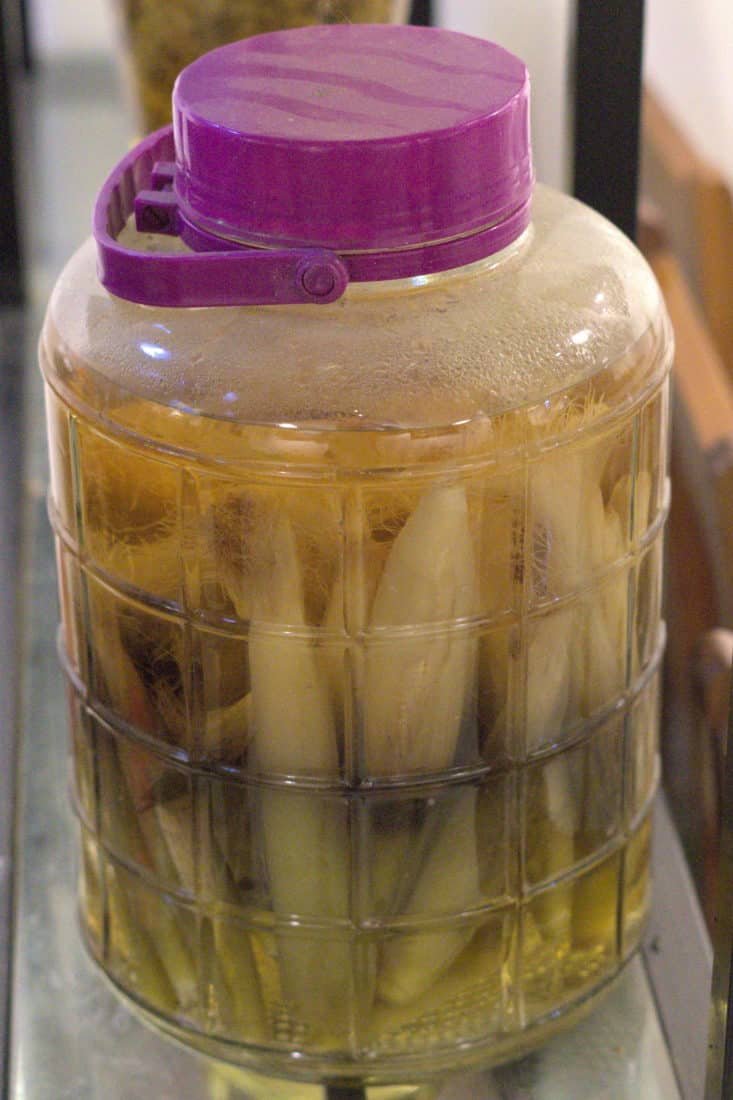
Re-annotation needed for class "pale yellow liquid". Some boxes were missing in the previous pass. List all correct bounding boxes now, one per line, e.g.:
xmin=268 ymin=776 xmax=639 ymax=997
xmin=47 ymin=347 xmax=665 ymax=1080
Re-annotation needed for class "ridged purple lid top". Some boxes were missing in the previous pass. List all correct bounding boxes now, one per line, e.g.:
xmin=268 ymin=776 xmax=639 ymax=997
xmin=172 ymin=24 xmax=532 ymax=252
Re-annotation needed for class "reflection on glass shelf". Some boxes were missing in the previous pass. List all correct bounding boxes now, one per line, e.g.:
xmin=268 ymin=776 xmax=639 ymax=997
xmin=200 ymin=958 xmax=679 ymax=1100
xmin=488 ymin=955 xmax=680 ymax=1099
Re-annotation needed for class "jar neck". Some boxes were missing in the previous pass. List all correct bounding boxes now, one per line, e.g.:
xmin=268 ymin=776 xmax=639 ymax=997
xmin=341 ymin=223 xmax=533 ymax=300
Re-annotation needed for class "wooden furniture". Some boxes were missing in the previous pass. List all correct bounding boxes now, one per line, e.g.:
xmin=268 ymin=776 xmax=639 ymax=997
xmin=639 ymin=205 xmax=733 ymax=924
xmin=639 ymin=85 xmax=733 ymax=922
xmin=642 ymin=89 xmax=733 ymax=378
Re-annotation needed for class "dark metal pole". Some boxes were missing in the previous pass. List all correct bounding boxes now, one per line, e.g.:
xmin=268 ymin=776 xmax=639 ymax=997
xmin=19 ymin=0 xmax=33 ymax=73
xmin=573 ymin=0 xmax=645 ymax=241
xmin=409 ymin=0 xmax=432 ymax=27
xmin=0 ymin=3 xmax=25 ymax=304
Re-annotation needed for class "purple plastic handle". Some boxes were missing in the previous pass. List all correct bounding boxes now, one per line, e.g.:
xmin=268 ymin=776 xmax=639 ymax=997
xmin=93 ymin=126 xmax=531 ymax=308
xmin=93 ymin=128 xmax=350 ymax=307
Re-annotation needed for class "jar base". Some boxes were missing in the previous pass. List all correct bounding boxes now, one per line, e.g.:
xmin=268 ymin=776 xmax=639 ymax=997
xmin=82 ymin=916 xmax=641 ymax=1094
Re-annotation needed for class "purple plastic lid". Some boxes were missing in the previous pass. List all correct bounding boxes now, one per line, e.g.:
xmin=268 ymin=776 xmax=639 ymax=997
xmin=173 ymin=24 xmax=532 ymax=251
xmin=94 ymin=24 xmax=533 ymax=307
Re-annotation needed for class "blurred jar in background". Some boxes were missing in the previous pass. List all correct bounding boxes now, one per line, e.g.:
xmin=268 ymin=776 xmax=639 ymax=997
xmin=113 ymin=0 xmax=411 ymax=132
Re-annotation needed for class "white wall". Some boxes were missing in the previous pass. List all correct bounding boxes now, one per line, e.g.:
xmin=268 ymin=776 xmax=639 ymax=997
xmin=29 ymin=0 xmax=116 ymax=58
xmin=436 ymin=0 xmax=575 ymax=192
xmin=645 ymin=0 xmax=733 ymax=189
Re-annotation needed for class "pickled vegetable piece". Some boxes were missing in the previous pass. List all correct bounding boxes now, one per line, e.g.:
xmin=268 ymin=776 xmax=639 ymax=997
xmin=365 ymin=485 xmax=478 ymax=776
xmin=378 ymin=788 xmax=482 ymax=1005
xmin=246 ymin=513 xmax=350 ymax=1036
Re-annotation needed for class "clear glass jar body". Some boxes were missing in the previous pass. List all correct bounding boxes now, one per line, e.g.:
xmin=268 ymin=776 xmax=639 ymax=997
xmin=41 ymin=186 xmax=671 ymax=1084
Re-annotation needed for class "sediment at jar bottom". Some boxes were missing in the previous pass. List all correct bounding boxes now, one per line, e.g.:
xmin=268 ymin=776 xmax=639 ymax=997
xmin=59 ymin=379 xmax=663 ymax=1064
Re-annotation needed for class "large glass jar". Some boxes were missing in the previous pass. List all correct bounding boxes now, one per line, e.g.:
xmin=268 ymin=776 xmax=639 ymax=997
xmin=41 ymin=24 xmax=671 ymax=1089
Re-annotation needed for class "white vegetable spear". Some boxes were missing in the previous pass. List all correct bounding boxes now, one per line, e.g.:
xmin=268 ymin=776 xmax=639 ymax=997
xmin=248 ymin=512 xmax=350 ymax=1040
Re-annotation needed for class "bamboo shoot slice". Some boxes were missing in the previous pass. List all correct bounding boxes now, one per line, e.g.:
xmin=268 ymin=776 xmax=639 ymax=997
xmin=247 ymin=513 xmax=350 ymax=1036
xmin=365 ymin=485 xmax=478 ymax=777
xmin=377 ymin=787 xmax=482 ymax=1006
